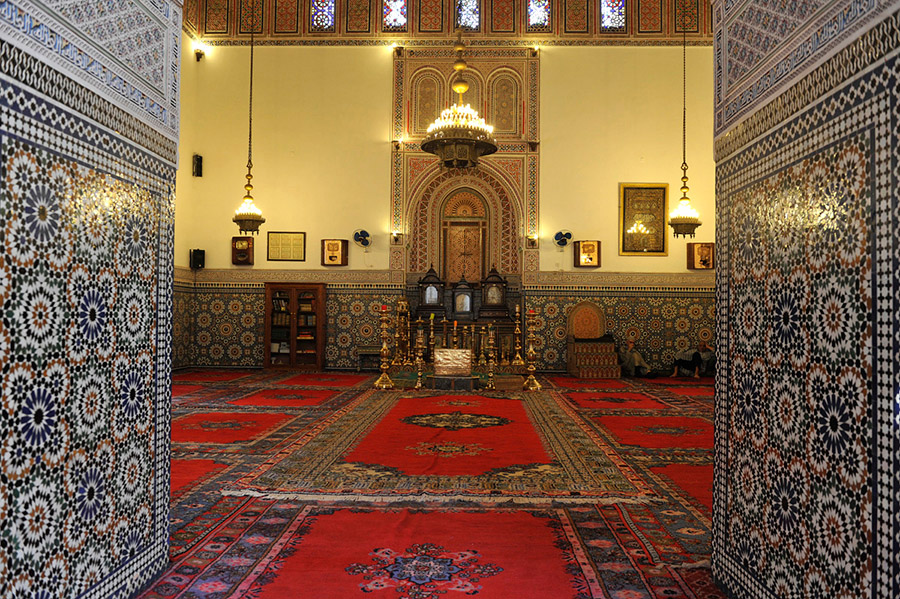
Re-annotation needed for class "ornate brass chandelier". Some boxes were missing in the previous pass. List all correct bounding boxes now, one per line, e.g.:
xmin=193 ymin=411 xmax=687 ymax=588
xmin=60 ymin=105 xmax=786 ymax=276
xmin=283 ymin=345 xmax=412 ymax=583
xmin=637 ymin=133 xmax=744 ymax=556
xmin=233 ymin=15 xmax=266 ymax=234
xmin=668 ymin=7 xmax=701 ymax=238
xmin=421 ymin=32 xmax=497 ymax=168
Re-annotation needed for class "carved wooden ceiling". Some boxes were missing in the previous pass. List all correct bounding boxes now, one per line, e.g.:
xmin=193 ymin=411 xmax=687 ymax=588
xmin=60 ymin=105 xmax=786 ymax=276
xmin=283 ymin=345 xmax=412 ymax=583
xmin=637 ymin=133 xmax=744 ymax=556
xmin=184 ymin=0 xmax=713 ymax=45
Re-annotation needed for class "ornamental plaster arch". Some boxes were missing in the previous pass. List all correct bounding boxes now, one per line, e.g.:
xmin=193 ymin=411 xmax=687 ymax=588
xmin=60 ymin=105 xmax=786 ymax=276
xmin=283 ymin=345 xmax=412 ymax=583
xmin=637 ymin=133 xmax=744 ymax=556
xmin=406 ymin=163 xmax=524 ymax=277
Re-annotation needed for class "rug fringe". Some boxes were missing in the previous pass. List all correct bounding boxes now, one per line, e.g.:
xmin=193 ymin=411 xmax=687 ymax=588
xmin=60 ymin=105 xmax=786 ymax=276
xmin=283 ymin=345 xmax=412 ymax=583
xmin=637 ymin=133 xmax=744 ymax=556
xmin=221 ymin=489 xmax=663 ymax=506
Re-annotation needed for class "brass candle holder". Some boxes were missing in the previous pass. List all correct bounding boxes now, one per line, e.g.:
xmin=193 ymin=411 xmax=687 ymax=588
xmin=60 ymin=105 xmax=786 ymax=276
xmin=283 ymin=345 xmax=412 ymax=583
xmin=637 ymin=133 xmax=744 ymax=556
xmin=478 ymin=326 xmax=487 ymax=367
xmin=470 ymin=324 xmax=477 ymax=368
xmin=428 ymin=316 xmax=436 ymax=363
xmin=414 ymin=322 xmax=425 ymax=390
xmin=523 ymin=308 xmax=542 ymax=391
xmin=511 ymin=304 xmax=525 ymax=367
xmin=403 ymin=313 xmax=414 ymax=368
xmin=441 ymin=318 xmax=449 ymax=348
xmin=485 ymin=324 xmax=496 ymax=390
xmin=374 ymin=305 xmax=395 ymax=389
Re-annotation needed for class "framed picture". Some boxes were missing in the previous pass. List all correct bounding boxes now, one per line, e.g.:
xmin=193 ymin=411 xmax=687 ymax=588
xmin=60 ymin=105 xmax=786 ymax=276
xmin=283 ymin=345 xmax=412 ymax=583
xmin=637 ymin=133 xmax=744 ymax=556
xmin=574 ymin=240 xmax=600 ymax=267
xmin=231 ymin=236 xmax=254 ymax=265
xmin=618 ymin=184 xmax=668 ymax=256
xmin=321 ymin=239 xmax=349 ymax=266
xmin=687 ymin=242 xmax=715 ymax=269
xmin=267 ymin=231 xmax=306 ymax=261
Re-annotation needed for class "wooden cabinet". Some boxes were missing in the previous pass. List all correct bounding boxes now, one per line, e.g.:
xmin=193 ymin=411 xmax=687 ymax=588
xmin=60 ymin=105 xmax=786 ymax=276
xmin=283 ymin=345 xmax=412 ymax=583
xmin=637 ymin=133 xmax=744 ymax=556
xmin=264 ymin=283 xmax=326 ymax=369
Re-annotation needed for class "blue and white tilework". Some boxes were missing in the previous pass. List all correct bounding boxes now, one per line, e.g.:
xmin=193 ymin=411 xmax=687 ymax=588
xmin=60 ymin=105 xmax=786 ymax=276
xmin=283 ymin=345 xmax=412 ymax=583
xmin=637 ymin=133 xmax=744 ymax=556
xmin=713 ymin=7 xmax=899 ymax=599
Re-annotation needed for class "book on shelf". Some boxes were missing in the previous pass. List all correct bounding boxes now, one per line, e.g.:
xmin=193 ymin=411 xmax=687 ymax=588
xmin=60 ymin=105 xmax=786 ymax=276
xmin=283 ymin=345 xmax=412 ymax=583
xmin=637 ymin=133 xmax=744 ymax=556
xmin=296 ymin=335 xmax=314 ymax=341
xmin=273 ymin=312 xmax=290 ymax=326
xmin=298 ymin=302 xmax=313 ymax=312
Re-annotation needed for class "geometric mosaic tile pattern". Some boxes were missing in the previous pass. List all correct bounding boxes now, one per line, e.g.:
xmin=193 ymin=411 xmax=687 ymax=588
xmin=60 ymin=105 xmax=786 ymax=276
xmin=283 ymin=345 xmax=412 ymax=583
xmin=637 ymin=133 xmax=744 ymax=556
xmin=525 ymin=287 xmax=715 ymax=372
xmin=1 ymin=78 xmax=175 ymax=597
xmin=712 ymin=9 xmax=900 ymax=599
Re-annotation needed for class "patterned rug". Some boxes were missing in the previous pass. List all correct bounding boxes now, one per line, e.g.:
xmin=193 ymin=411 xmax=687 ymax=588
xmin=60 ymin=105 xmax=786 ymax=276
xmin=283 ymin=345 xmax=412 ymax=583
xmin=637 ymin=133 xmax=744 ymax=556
xmin=225 ymin=389 xmax=654 ymax=503
xmin=138 ymin=370 xmax=724 ymax=599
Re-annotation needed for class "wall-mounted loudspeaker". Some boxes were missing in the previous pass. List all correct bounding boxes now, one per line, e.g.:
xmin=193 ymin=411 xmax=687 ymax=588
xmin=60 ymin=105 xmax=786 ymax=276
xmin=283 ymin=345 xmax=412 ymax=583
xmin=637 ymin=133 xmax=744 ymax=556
xmin=192 ymin=154 xmax=203 ymax=177
xmin=189 ymin=249 xmax=205 ymax=270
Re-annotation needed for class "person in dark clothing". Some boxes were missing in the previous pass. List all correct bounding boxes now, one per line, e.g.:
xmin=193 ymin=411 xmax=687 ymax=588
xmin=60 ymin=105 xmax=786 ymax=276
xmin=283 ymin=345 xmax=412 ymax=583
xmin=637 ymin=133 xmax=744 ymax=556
xmin=671 ymin=341 xmax=712 ymax=378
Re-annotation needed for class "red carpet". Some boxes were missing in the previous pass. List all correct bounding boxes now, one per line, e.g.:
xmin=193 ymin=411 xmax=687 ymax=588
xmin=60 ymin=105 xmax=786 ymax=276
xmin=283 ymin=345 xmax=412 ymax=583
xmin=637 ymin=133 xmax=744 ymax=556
xmin=566 ymin=391 xmax=670 ymax=410
xmin=667 ymin=386 xmax=715 ymax=397
xmin=595 ymin=415 xmax=714 ymax=449
xmin=277 ymin=372 xmax=370 ymax=387
xmin=172 ymin=384 xmax=203 ymax=397
xmin=172 ymin=412 xmax=295 ymax=444
xmin=548 ymin=376 xmax=628 ymax=389
xmin=228 ymin=388 xmax=338 ymax=408
xmin=171 ymin=458 xmax=227 ymax=494
xmin=344 ymin=395 xmax=551 ymax=476
xmin=651 ymin=464 xmax=714 ymax=511
xmin=229 ymin=390 xmax=650 ymax=501
xmin=173 ymin=370 xmax=251 ymax=382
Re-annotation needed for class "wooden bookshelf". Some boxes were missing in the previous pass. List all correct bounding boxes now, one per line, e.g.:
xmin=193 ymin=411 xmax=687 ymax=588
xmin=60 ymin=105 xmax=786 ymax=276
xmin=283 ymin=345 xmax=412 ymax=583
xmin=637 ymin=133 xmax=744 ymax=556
xmin=264 ymin=283 xmax=326 ymax=369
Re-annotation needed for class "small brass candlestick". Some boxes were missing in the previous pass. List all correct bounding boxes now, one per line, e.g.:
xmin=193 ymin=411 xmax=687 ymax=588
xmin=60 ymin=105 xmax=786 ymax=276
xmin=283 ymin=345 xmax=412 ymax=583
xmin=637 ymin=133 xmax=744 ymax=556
xmin=485 ymin=325 xmax=496 ymax=390
xmin=523 ymin=309 xmax=542 ymax=391
xmin=441 ymin=319 xmax=449 ymax=348
xmin=374 ymin=305 xmax=395 ymax=389
xmin=451 ymin=322 xmax=458 ymax=349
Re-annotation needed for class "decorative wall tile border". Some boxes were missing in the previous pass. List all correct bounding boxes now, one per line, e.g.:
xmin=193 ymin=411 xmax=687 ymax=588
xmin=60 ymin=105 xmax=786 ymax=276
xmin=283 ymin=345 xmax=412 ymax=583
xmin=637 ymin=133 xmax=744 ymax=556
xmin=533 ymin=270 xmax=715 ymax=289
xmin=192 ymin=267 xmax=395 ymax=283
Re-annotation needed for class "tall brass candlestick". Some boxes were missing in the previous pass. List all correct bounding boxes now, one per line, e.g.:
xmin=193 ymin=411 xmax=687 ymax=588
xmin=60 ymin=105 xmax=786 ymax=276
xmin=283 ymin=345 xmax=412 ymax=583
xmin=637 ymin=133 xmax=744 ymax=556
xmin=512 ymin=303 xmax=525 ymax=367
xmin=478 ymin=326 xmax=487 ymax=366
xmin=441 ymin=319 xmax=449 ymax=348
xmin=414 ymin=324 xmax=425 ymax=390
xmin=523 ymin=309 xmax=542 ymax=391
xmin=428 ymin=317 xmax=436 ymax=363
xmin=485 ymin=324 xmax=496 ymax=390
xmin=374 ymin=305 xmax=395 ymax=389
xmin=451 ymin=321 xmax=458 ymax=349
xmin=470 ymin=324 xmax=477 ymax=368
xmin=391 ymin=309 xmax=403 ymax=367
xmin=403 ymin=315 xmax=414 ymax=368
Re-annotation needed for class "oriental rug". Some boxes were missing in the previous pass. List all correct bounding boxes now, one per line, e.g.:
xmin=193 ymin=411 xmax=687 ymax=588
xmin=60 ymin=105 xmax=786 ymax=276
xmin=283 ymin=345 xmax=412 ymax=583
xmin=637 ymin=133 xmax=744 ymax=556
xmin=225 ymin=390 xmax=655 ymax=503
xmin=139 ymin=499 xmax=723 ymax=599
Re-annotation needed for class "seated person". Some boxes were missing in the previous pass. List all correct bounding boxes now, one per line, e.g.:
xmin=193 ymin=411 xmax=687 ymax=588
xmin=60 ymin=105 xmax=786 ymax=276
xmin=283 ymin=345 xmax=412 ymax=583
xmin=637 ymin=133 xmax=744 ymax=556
xmin=671 ymin=341 xmax=713 ymax=378
xmin=619 ymin=338 xmax=651 ymax=377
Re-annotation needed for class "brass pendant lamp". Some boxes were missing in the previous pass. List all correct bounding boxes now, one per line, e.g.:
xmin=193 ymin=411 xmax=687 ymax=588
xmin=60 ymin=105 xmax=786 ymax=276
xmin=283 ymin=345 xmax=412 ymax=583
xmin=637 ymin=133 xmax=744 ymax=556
xmin=668 ymin=6 xmax=701 ymax=238
xmin=233 ymin=12 xmax=266 ymax=234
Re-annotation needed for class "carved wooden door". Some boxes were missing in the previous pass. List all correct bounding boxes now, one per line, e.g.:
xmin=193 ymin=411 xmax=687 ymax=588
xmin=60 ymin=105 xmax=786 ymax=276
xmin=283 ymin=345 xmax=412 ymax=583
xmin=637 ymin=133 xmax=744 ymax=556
xmin=444 ymin=223 xmax=484 ymax=283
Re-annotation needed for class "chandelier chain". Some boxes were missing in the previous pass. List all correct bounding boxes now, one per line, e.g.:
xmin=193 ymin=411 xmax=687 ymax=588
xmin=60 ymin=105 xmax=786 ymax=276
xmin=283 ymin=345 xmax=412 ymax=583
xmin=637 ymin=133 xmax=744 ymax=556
xmin=247 ymin=13 xmax=255 ymax=171
xmin=681 ymin=4 xmax=687 ymax=169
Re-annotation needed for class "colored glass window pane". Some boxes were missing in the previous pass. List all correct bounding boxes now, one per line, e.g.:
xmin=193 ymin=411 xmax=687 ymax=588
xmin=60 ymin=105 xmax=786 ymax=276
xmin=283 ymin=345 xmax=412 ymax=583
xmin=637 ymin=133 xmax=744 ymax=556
xmin=384 ymin=0 xmax=407 ymax=30
xmin=600 ymin=0 xmax=625 ymax=30
xmin=457 ymin=0 xmax=479 ymax=30
xmin=310 ymin=0 xmax=335 ymax=31
xmin=527 ymin=0 xmax=550 ymax=31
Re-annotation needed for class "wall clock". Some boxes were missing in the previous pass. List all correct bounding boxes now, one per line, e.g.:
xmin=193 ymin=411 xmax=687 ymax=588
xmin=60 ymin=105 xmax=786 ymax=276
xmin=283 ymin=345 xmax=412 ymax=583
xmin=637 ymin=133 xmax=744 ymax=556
xmin=232 ymin=236 xmax=254 ymax=265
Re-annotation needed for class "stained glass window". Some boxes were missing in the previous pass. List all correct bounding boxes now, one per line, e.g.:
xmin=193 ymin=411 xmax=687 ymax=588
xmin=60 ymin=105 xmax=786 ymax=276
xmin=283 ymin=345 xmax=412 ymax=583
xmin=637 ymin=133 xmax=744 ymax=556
xmin=600 ymin=0 xmax=625 ymax=31
xmin=527 ymin=0 xmax=550 ymax=32
xmin=457 ymin=0 xmax=479 ymax=30
xmin=310 ymin=0 xmax=335 ymax=32
xmin=383 ymin=0 xmax=407 ymax=30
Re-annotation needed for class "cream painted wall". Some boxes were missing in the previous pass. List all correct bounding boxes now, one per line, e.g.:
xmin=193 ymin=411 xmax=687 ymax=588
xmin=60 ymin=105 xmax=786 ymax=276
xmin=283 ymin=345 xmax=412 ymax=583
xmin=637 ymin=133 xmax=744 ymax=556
xmin=540 ymin=46 xmax=715 ymax=273
xmin=175 ymin=35 xmax=394 ymax=269
xmin=176 ymin=40 xmax=715 ymax=274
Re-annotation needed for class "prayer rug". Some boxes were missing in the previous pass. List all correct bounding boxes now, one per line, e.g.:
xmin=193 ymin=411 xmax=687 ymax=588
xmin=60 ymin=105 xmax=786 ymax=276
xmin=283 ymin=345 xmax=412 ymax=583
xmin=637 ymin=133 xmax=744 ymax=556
xmin=646 ymin=376 xmax=714 ymax=386
xmin=226 ymin=390 xmax=654 ymax=503
xmin=138 ymin=499 xmax=723 ymax=599
xmin=547 ymin=376 xmax=629 ymax=389
xmin=228 ymin=388 xmax=338 ymax=408
xmin=594 ymin=415 xmax=714 ymax=449
xmin=565 ymin=391 xmax=671 ymax=410
xmin=650 ymin=463 xmax=714 ymax=512
xmin=173 ymin=369 xmax=252 ymax=382
xmin=172 ymin=412 xmax=296 ymax=444
xmin=277 ymin=372 xmax=370 ymax=387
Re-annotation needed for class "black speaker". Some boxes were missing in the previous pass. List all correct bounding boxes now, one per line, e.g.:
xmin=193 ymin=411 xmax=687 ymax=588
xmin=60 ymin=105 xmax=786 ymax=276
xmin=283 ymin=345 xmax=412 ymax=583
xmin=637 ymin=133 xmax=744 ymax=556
xmin=189 ymin=249 xmax=205 ymax=270
xmin=192 ymin=154 xmax=203 ymax=177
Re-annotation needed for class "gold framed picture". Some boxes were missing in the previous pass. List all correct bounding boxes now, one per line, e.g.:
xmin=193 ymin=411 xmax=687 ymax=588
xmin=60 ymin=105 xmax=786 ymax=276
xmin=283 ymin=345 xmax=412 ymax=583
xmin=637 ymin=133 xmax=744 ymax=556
xmin=321 ymin=239 xmax=349 ymax=266
xmin=618 ymin=184 xmax=668 ymax=256
xmin=574 ymin=240 xmax=600 ymax=267
xmin=687 ymin=242 xmax=715 ymax=269
xmin=267 ymin=231 xmax=306 ymax=261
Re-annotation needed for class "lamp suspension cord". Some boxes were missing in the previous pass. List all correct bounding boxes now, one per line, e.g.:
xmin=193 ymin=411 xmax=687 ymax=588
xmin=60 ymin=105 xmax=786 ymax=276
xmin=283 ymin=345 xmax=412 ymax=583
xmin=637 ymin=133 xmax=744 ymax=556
xmin=681 ymin=8 xmax=687 ymax=170
xmin=247 ymin=25 xmax=255 ymax=172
